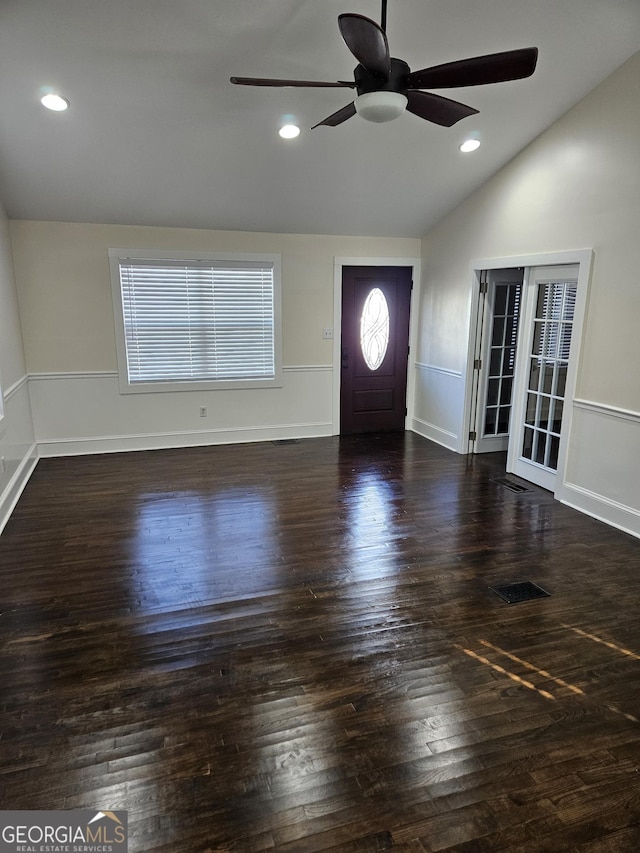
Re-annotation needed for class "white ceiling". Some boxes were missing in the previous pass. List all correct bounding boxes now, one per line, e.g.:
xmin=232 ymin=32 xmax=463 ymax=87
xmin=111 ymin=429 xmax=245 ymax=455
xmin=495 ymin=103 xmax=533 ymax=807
xmin=1 ymin=0 xmax=639 ymax=238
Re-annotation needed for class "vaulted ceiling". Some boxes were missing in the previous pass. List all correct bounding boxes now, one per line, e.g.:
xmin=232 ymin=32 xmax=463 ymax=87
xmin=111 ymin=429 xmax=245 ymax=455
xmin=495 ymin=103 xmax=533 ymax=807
xmin=1 ymin=0 xmax=639 ymax=237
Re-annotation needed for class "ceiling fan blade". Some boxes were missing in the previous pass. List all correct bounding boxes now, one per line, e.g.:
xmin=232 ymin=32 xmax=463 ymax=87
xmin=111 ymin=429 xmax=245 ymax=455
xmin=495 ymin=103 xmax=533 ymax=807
xmin=406 ymin=91 xmax=479 ymax=127
xmin=338 ymin=13 xmax=390 ymax=80
xmin=230 ymin=76 xmax=353 ymax=88
xmin=311 ymin=102 xmax=357 ymax=128
xmin=407 ymin=47 xmax=538 ymax=89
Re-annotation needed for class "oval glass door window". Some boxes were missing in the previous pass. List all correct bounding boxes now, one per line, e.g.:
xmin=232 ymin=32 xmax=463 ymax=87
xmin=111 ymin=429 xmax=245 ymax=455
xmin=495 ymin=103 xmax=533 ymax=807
xmin=360 ymin=287 xmax=390 ymax=371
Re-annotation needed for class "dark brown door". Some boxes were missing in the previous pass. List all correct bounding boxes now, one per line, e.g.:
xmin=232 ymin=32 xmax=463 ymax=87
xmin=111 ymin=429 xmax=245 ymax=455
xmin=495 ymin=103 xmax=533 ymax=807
xmin=340 ymin=266 xmax=412 ymax=434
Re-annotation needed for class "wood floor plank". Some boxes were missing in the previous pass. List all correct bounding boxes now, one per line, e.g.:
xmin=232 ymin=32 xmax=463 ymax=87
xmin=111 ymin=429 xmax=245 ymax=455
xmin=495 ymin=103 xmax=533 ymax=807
xmin=2 ymin=433 xmax=640 ymax=850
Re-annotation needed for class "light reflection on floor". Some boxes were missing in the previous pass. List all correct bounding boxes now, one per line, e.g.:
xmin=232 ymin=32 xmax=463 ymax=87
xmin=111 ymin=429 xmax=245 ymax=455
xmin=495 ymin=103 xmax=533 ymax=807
xmin=343 ymin=469 xmax=400 ymax=571
xmin=131 ymin=489 xmax=279 ymax=614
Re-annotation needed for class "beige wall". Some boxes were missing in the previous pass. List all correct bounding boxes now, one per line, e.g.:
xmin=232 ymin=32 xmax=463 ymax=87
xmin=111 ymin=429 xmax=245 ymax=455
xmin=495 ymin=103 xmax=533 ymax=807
xmin=10 ymin=221 xmax=419 ymax=373
xmin=416 ymin=50 xmax=640 ymax=537
xmin=418 ymin=50 xmax=640 ymax=410
xmin=0 ymin=198 xmax=36 ymax=531
xmin=9 ymin=221 xmax=419 ymax=455
xmin=0 ymin=202 xmax=26 ymax=387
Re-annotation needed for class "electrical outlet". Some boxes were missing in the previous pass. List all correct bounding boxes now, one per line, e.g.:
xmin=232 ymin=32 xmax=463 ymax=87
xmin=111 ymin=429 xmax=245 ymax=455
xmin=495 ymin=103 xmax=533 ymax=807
xmin=199 ymin=406 xmax=207 ymax=418
xmin=322 ymin=328 xmax=334 ymax=339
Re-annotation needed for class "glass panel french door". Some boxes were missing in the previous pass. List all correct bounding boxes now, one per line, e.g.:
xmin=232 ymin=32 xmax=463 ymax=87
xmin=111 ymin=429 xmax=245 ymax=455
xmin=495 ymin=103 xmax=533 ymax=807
xmin=508 ymin=264 xmax=578 ymax=491
xmin=472 ymin=269 xmax=523 ymax=453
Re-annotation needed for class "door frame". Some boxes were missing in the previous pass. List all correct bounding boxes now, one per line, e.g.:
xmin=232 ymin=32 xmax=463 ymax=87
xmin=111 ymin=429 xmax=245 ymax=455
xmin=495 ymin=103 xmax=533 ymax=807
xmin=333 ymin=257 xmax=421 ymax=436
xmin=463 ymin=249 xmax=593 ymax=498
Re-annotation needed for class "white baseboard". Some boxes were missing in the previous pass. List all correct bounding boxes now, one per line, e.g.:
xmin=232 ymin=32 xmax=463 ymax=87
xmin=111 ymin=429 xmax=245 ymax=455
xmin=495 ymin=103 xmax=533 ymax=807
xmin=36 ymin=421 xmax=334 ymax=457
xmin=410 ymin=417 xmax=459 ymax=452
xmin=0 ymin=443 xmax=38 ymax=535
xmin=560 ymin=482 xmax=640 ymax=541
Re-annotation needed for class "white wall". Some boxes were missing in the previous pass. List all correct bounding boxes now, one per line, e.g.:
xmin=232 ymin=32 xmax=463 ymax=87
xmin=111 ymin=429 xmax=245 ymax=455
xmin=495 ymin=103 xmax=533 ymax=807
xmin=10 ymin=221 xmax=419 ymax=455
xmin=0 ymin=200 xmax=36 ymax=533
xmin=415 ymin=51 xmax=640 ymax=537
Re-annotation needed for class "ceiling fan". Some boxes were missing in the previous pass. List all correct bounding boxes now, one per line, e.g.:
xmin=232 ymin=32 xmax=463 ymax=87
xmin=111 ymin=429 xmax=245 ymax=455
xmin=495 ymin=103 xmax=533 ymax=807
xmin=230 ymin=0 xmax=538 ymax=129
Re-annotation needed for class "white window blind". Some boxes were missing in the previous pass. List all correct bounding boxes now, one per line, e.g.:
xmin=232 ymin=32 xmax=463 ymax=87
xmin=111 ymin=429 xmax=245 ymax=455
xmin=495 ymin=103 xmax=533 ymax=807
xmin=535 ymin=280 xmax=576 ymax=361
xmin=118 ymin=258 xmax=275 ymax=384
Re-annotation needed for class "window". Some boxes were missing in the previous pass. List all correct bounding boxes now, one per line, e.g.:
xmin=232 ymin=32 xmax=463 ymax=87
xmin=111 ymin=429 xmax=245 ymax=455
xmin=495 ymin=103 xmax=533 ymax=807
xmin=109 ymin=250 xmax=282 ymax=392
xmin=360 ymin=287 xmax=390 ymax=371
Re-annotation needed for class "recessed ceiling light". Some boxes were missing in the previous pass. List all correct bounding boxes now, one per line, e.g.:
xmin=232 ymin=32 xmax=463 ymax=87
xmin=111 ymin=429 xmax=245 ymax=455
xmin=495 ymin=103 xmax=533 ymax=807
xmin=40 ymin=93 xmax=70 ymax=112
xmin=459 ymin=138 xmax=481 ymax=153
xmin=279 ymin=124 xmax=300 ymax=139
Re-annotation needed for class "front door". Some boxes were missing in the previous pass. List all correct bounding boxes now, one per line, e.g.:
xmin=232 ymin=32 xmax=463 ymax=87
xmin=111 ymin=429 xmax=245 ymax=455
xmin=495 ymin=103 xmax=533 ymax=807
xmin=340 ymin=266 xmax=412 ymax=434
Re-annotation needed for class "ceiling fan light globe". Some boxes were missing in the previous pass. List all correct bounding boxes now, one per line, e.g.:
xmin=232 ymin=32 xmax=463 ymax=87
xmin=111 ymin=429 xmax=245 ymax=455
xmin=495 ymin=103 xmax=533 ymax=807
xmin=354 ymin=91 xmax=407 ymax=123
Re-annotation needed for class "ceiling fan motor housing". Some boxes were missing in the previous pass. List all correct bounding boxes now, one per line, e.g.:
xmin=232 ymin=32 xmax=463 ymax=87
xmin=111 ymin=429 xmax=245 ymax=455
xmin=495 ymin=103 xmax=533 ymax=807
xmin=354 ymin=58 xmax=410 ymax=95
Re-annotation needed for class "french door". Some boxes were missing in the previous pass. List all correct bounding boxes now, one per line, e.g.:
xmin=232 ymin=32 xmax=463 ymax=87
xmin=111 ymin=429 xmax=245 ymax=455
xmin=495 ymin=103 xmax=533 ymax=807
xmin=470 ymin=268 xmax=524 ymax=452
xmin=507 ymin=264 xmax=579 ymax=491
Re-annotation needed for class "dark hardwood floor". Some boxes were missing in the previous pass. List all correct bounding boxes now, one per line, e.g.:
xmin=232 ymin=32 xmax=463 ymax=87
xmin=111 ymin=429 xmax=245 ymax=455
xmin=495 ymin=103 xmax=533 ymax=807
xmin=1 ymin=432 xmax=640 ymax=852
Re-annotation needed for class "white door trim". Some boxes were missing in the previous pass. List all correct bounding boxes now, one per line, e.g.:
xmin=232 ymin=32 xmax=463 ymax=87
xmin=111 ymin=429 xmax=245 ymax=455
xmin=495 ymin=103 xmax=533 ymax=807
xmin=333 ymin=257 xmax=421 ymax=436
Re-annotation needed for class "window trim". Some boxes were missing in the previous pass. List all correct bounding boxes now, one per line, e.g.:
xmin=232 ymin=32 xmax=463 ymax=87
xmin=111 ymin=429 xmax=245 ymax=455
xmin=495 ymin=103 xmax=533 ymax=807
xmin=109 ymin=249 xmax=282 ymax=394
